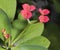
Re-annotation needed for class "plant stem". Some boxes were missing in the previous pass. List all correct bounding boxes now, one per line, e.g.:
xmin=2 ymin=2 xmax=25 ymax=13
xmin=27 ymin=19 xmax=31 ymax=24
xmin=8 ymin=36 xmax=11 ymax=48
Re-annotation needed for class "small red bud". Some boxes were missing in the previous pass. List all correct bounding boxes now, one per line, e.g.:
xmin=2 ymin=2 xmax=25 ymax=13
xmin=4 ymin=34 xmax=10 ymax=39
xmin=2 ymin=29 xmax=5 ymax=33
xmin=2 ymin=29 xmax=6 ymax=34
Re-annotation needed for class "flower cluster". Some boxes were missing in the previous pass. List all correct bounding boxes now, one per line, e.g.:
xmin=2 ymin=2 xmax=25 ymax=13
xmin=2 ymin=29 xmax=10 ymax=39
xmin=20 ymin=4 xmax=36 ymax=19
xmin=38 ymin=9 xmax=50 ymax=23
xmin=20 ymin=4 xmax=50 ymax=23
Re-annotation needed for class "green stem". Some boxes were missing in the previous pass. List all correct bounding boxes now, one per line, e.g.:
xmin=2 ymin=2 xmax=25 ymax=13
xmin=27 ymin=19 xmax=31 ymax=24
xmin=8 ymin=37 xmax=11 ymax=47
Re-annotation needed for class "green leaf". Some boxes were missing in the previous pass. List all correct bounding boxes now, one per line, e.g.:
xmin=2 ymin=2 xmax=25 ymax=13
xmin=20 ymin=45 xmax=48 ymax=50
xmin=19 ymin=23 xmax=44 ymax=43
xmin=12 ymin=19 xmax=27 ymax=41
xmin=12 ymin=45 xmax=48 ymax=50
xmin=11 ymin=28 xmax=20 ymax=41
xmin=12 ymin=19 xmax=26 ymax=30
xmin=0 ymin=9 xmax=12 ymax=39
xmin=21 ymin=36 xmax=50 ymax=48
xmin=18 ymin=14 xmax=26 ymax=22
xmin=0 ymin=0 xmax=16 ymax=21
xmin=12 ymin=23 xmax=44 ymax=45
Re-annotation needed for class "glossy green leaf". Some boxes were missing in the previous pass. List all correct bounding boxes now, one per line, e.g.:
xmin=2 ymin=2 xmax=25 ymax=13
xmin=12 ymin=23 xmax=44 ymax=45
xmin=12 ymin=45 xmax=48 ymax=50
xmin=18 ymin=14 xmax=26 ymax=22
xmin=11 ymin=27 xmax=20 ymax=41
xmin=21 ymin=36 xmax=50 ymax=48
xmin=0 ymin=0 xmax=16 ymax=21
xmin=12 ymin=19 xmax=26 ymax=30
xmin=19 ymin=23 xmax=44 ymax=43
xmin=0 ymin=9 xmax=12 ymax=39
xmin=20 ymin=45 xmax=48 ymax=50
xmin=12 ymin=19 xmax=27 ymax=41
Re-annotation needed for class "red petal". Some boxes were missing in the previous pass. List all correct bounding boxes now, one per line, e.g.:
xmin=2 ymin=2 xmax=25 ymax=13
xmin=4 ymin=34 xmax=10 ymax=39
xmin=2 ymin=29 xmax=5 ymax=33
xmin=39 ymin=15 xmax=49 ymax=23
xmin=30 ymin=5 xmax=36 ymax=11
xmin=20 ymin=10 xmax=32 ymax=19
xmin=38 ymin=8 xmax=44 ymax=14
xmin=38 ymin=8 xmax=50 ymax=15
xmin=22 ymin=4 xmax=30 ymax=11
xmin=42 ymin=9 xmax=50 ymax=15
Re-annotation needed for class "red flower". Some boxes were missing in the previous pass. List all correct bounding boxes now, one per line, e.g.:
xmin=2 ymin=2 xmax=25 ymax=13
xmin=4 ymin=34 xmax=10 ymax=39
xmin=22 ymin=4 xmax=30 ymax=11
xmin=2 ymin=29 xmax=10 ymax=39
xmin=38 ymin=8 xmax=50 ymax=15
xmin=30 ymin=5 xmax=36 ymax=11
xmin=39 ymin=15 xmax=49 ymax=23
xmin=21 ymin=4 xmax=36 ymax=20
xmin=2 ymin=29 xmax=6 ymax=34
xmin=20 ymin=10 xmax=32 ymax=19
xmin=22 ymin=4 xmax=36 ymax=11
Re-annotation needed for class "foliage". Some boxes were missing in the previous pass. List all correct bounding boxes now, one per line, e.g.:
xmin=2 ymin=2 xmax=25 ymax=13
xmin=0 ymin=0 xmax=53 ymax=50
